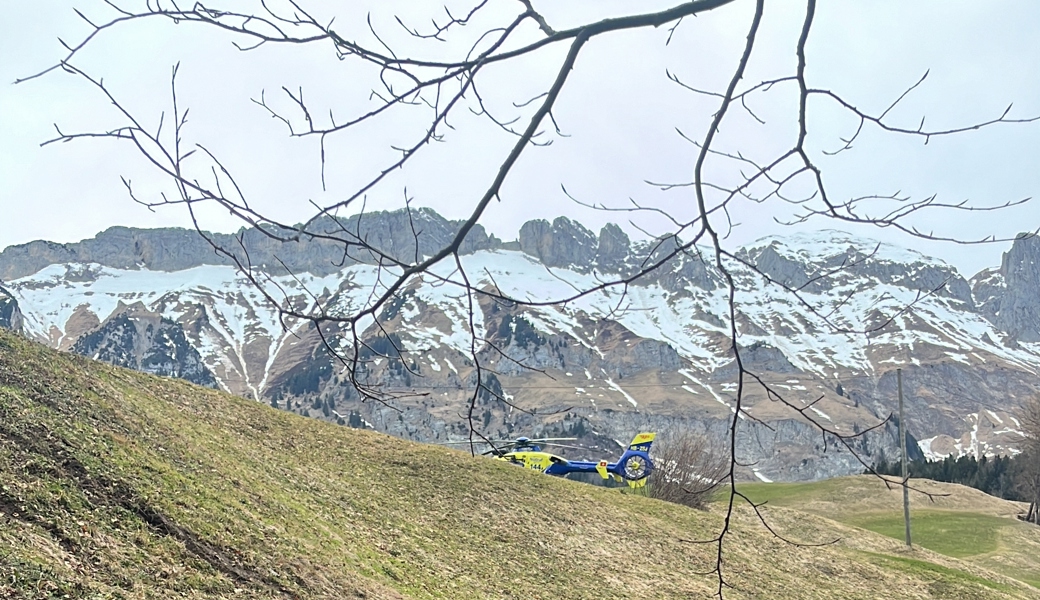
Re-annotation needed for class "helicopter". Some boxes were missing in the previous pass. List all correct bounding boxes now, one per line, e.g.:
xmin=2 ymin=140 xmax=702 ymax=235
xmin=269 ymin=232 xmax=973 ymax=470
xmin=444 ymin=432 xmax=656 ymax=488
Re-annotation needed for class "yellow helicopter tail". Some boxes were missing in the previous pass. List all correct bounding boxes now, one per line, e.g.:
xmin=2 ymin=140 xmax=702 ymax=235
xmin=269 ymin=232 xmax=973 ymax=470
xmin=627 ymin=432 xmax=655 ymax=454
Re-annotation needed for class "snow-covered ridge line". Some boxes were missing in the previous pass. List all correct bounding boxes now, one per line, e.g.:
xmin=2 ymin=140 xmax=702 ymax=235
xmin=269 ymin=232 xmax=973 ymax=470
xmin=745 ymin=229 xmax=954 ymax=269
xmin=9 ymin=238 xmax=1040 ymax=389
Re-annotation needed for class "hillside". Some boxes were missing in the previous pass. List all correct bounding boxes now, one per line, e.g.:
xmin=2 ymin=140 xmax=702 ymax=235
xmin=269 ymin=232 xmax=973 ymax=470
xmin=3 ymin=212 xmax=1040 ymax=481
xmin=1 ymin=330 xmax=1039 ymax=599
xmin=737 ymin=477 xmax=1040 ymax=589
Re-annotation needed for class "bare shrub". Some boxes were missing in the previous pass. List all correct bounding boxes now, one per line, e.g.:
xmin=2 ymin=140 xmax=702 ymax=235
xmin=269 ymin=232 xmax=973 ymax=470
xmin=647 ymin=430 xmax=728 ymax=510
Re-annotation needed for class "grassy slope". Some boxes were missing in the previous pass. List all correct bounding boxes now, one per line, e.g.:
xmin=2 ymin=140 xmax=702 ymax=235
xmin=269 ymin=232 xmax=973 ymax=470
xmin=1 ymin=329 xmax=1038 ymax=600
xmin=737 ymin=477 xmax=1040 ymax=588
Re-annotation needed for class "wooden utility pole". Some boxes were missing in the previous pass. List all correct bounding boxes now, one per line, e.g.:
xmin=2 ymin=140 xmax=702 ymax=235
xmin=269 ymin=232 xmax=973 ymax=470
xmin=898 ymin=368 xmax=911 ymax=548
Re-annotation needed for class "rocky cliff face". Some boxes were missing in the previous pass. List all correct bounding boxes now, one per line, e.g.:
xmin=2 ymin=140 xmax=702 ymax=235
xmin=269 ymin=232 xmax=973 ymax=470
xmin=0 ymin=285 xmax=24 ymax=332
xmin=972 ymin=234 xmax=1040 ymax=343
xmin=4 ymin=211 xmax=1039 ymax=481
xmin=0 ymin=208 xmax=501 ymax=281
xmin=518 ymin=217 xmax=599 ymax=270
xmin=70 ymin=303 xmax=217 ymax=387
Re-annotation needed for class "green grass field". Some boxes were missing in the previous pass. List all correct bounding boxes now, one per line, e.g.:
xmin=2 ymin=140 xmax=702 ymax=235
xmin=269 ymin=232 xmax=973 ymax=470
xmin=728 ymin=478 xmax=853 ymax=506
xmin=847 ymin=511 xmax=1007 ymax=558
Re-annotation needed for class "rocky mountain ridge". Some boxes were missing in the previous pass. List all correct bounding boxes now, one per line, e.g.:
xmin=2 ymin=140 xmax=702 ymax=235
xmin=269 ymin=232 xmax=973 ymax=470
xmin=2 ymin=209 xmax=1038 ymax=481
xmin=0 ymin=209 xmax=502 ymax=281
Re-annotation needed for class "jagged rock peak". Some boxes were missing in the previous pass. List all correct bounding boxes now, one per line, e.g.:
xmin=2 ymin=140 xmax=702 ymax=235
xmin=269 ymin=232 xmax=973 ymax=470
xmin=979 ymin=233 xmax=1040 ymax=342
xmin=596 ymin=223 xmax=630 ymax=271
xmin=518 ymin=217 xmax=598 ymax=270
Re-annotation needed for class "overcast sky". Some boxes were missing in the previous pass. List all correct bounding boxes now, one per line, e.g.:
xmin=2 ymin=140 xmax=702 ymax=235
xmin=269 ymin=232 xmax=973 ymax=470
xmin=2 ymin=0 xmax=1038 ymax=279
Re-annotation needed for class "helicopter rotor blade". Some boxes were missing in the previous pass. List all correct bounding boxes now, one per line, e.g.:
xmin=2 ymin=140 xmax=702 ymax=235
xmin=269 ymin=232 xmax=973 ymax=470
xmin=537 ymin=442 xmax=588 ymax=451
xmin=437 ymin=439 xmax=513 ymax=445
xmin=479 ymin=437 xmax=579 ymax=444
xmin=526 ymin=437 xmax=579 ymax=442
xmin=436 ymin=436 xmax=578 ymax=446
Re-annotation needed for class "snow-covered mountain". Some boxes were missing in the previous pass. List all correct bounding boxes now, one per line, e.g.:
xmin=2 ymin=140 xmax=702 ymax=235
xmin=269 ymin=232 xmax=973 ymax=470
xmin=2 ymin=209 xmax=1037 ymax=481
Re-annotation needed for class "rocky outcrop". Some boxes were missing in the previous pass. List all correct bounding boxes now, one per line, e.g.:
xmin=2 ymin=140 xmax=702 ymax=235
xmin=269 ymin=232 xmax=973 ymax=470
xmin=0 ymin=285 xmax=23 ymax=332
xmin=480 ymin=311 xmax=682 ymax=380
xmin=712 ymin=342 xmax=799 ymax=381
xmin=71 ymin=303 xmax=216 ymax=387
xmin=633 ymin=236 xmax=718 ymax=293
xmin=974 ymin=234 xmax=1040 ymax=342
xmin=748 ymin=244 xmax=812 ymax=289
xmin=595 ymin=223 xmax=630 ymax=272
xmin=971 ymin=267 xmax=1003 ymax=322
xmin=519 ymin=217 xmax=598 ymax=270
xmin=745 ymin=234 xmax=973 ymax=303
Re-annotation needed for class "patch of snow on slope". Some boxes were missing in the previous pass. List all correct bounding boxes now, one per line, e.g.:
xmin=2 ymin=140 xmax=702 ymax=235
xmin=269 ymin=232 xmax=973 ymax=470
xmin=747 ymin=230 xmax=951 ymax=269
xmin=605 ymin=379 xmax=638 ymax=407
xmin=680 ymin=373 xmax=744 ymax=420
xmin=917 ymin=437 xmax=946 ymax=461
xmin=410 ymin=271 xmax=486 ymax=354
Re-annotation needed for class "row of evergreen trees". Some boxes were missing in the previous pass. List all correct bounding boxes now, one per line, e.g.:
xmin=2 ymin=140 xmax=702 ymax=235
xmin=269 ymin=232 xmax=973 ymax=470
xmin=872 ymin=452 xmax=1027 ymax=502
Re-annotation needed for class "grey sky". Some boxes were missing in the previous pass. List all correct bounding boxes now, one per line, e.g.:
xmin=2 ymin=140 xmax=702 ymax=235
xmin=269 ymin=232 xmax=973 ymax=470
xmin=2 ymin=0 xmax=1038 ymax=279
